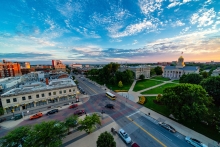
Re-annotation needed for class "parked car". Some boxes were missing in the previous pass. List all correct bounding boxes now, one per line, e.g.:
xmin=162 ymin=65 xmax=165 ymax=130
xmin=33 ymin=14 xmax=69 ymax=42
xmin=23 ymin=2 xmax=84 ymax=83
xmin=46 ymin=109 xmax=59 ymax=115
xmin=131 ymin=143 xmax=140 ymax=147
xmin=105 ymin=104 xmax=114 ymax=109
xmin=185 ymin=136 xmax=208 ymax=147
xmin=30 ymin=112 xmax=43 ymax=120
xmin=12 ymin=114 xmax=22 ymax=120
xmin=69 ymin=104 xmax=78 ymax=109
xmin=158 ymin=122 xmax=176 ymax=133
xmin=74 ymin=110 xmax=85 ymax=115
xmin=118 ymin=129 xmax=132 ymax=144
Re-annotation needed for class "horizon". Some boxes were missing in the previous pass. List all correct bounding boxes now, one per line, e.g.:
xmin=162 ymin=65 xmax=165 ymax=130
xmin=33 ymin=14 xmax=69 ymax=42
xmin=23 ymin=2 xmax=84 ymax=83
xmin=0 ymin=0 xmax=220 ymax=63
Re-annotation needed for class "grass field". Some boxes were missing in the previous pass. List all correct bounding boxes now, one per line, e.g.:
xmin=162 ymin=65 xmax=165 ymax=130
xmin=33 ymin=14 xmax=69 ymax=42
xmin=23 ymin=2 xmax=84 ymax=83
xmin=172 ymin=80 xmax=179 ymax=83
xmin=143 ymin=96 xmax=220 ymax=141
xmin=151 ymin=76 xmax=170 ymax=81
xmin=141 ymin=83 xmax=178 ymax=94
xmin=133 ymin=79 xmax=164 ymax=92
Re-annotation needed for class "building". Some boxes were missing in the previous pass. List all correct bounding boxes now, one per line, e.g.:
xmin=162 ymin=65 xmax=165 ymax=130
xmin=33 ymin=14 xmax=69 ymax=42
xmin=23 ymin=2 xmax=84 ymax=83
xmin=17 ymin=62 xmax=30 ymax=69
xmin=52 ymin=60 xmax=66 ymax=72
xmin=0 ymin=78 xmax=77 ymax=114
xmin=211 ymin=67 xmax=220 ymax=76
xmin=21 ymin=68 xmax=32 ymax=75
xmin=0 ymin=60 xmax=22 ymax=79
xmin=120 ymin=65 xmax=151 ymax=79
xmin=163 ymin=56 xmax=199 ymax=79
xmin=70 ymin=63 xmax=83 ymax=69
xmin=0 ymin=77 xmax=21 ymax=93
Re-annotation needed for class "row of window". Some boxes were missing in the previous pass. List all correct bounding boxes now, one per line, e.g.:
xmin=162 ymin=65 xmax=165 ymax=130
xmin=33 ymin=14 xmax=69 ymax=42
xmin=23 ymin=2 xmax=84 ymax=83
xmin=6 ymin=89 xmax=75 ymax=104
xmin=164 ymin=71 xmax=183 ymax=73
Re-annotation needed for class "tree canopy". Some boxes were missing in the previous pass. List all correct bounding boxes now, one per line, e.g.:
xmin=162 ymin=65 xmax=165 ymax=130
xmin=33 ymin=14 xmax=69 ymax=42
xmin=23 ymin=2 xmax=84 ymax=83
xmin=65 ymin=115 xmax=78 ymax=134
xmin=162 ymin=84 xmax=213 ymax=122
xmin=154 ymin=66 xmax=163 ymax=75
xmin=96 ymin=131 xmax=116 ymax=147
xmin=179 ymin=73 xmax=203 ymax=84
xmin=118 ymin=81 xmax=123 ymax=88
xmin=200 ymin=76 xmax=220 ymax=105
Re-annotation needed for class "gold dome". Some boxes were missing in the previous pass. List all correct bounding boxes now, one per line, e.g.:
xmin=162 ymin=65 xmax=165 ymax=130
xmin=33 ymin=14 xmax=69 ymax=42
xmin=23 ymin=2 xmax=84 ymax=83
xmin=179 ymin=56 xmax=184 ymax=59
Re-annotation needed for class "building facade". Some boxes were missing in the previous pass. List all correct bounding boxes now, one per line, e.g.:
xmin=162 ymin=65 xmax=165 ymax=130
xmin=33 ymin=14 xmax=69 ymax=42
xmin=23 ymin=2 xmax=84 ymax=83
xmin=0 ymin=78 xmax=77 ymax=114
xmin=120 ymin=65 xmax=151 ymax=79
xmin=0 ymin=60 xmax=22 ymax=79
xmin=52 ymin=60 xmax=66 ymax=72
xmin=211 ymin=67 xmax=220 ymax=76
xmin=163 ymin=56 xmax=199 ymax=79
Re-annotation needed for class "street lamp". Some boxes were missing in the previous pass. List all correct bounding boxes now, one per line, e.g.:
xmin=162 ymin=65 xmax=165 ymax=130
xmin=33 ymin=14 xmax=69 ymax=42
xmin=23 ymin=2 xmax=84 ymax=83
xmin=76 ymin=91 xmax=80 ymax=102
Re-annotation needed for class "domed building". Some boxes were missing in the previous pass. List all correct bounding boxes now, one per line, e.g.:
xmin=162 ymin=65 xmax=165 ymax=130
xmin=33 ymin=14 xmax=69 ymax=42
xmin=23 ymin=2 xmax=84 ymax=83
xmin=163 ymin=56 xmax=199 ymax=79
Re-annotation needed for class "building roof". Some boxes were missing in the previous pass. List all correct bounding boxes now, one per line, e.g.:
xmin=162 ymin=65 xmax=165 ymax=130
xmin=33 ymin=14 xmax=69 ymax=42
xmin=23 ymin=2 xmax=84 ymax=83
xmin=164 ymin=66 xmax=199 ymax=71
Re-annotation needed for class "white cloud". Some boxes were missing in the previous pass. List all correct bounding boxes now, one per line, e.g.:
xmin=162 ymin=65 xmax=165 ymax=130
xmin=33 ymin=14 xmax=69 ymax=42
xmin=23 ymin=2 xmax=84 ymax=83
xmin=138 ymin=0 xmax=163 ymax=15
xmin=172 ymin=20 xmax=185 ymax=27
xmin=73 ymin=27 xmax=101 ymax=39
xmin=132 ymin=40 xmax=138 ymax=45
xmin=167 ymin=1 xmax=181 ymax=9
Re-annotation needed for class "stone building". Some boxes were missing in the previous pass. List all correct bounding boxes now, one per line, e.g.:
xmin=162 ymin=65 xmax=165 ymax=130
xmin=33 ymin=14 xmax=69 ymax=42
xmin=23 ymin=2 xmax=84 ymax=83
xmin=163 ymin=56 xmax=199 ymax=79
xmin=0 ymin=78 xmax=77 ymax=114
xmin=120 ymin=65 xmax=151 ymax=79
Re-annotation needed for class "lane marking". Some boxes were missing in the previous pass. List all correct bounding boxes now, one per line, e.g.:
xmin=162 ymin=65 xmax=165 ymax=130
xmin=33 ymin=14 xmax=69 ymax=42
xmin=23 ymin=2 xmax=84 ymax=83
xmin=151 ymin=128 xmax=172 ymax=142
xmin=127 ymin=111 xmax=140 ymax=117
xmin=127 ymin=117 xmax=167 ymax=147
xmin=79 ymin=79 xmax=98 ymax=94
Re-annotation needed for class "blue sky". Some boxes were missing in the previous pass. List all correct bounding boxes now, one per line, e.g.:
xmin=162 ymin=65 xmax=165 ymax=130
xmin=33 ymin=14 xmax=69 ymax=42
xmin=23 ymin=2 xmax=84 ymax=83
xmin=0 ymin=0 xmax=220 ymax=64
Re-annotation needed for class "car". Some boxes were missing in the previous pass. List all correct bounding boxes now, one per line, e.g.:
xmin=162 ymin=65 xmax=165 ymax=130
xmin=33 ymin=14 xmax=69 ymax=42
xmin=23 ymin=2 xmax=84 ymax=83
xmin=185 ymin=136 xmax=208 ymax=147
xmin=46 ymin=109 xmax=58 ymax=115
xmin=105 ymin=104 xmax=114 ymax=109
xmin=158 ymin=122 xmax=176 ymax=133
xmin=74 ymin=110 xmax=85 ymax=115
xmin=30 ymin=112 xmax=43 ymax=120
xmin=69 ymin=104 xmax=78 ymax=109
xmin=131 ymin=143 xmax=140 ymax=147
xmin=118 ymin=129 xmax=132 ymax=144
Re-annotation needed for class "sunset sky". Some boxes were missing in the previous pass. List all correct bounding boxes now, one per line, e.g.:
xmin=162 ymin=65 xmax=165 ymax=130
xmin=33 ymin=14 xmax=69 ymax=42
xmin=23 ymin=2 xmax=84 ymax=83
xmin=0 ymin=0 xmax=220 ymax=64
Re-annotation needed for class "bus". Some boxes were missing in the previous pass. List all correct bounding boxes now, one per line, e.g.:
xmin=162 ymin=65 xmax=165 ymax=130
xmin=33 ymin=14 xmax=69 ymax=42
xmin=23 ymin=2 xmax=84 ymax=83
xmin=106 ymin=92 xmax=116 ymax=100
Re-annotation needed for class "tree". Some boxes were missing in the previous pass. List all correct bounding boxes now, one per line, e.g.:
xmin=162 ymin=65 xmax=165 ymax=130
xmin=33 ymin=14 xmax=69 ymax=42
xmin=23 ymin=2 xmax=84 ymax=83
xmin=78 ymin=113 xmax=101 ymax=133
xmin=154 ymin=66 xmax=163 ymax=75
xmin=139 ymin=74 xmax=145 ymax=80
xmin=150 ymin=69 xmax=156 ymax=76
xmin=0 ymin=126 xmax=31 ymax=147
xmin=65 ymin=115 xmax=78 ymax=134
xmin=96 ymin=131 xmax=116 ymax=147
xmin=156 ymin=94 xmax=162 ymax=102
xmin=0 ymin=107 xmax=4 ymax=115
xmin=122 ymin=70 xmax=134 ymax=84
xmin=200 ymin=76 xmax=220 ymax=105
xmin=201 ymin=71 xmax=209 ymax=78
xmin=162 ymin=84 xmax=213 ymax=122
xmin=26 ymin=121 xmax=67 ymax=147
xmin=179 ymin=73 xmax=203 ymax=84
xmin=118 ymin=81 xmax=123 ymax=88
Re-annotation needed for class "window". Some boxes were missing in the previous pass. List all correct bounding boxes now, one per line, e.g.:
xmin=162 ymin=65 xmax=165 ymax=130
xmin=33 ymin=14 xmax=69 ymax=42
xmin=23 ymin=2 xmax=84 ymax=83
xmin=59 ymin=91 xmax=62 ymax=94
xmin=64 ymin=90 xmax=66 ymax=93
xmin=42 ymin=93 xmax=45 ymax=97
xmin=13 ymin=98 xmax=17 ymax=102
xmin=48 ymin=92 xmax=51 ymax=96
xmin=28 ymin=96 xmax=32 ymax=99
xmin=6 ymin=99 xmax=10 ymax=103
xmin=22 ymin=96 xmax=26 ymax=100
xmin=53 ymin=92 xmax=56 ymax=95
xmin=73 ymin=89 xmax=75 ymax=91
xmin=69 ymin=89 xmax=71 ymax=92
xmin=36 ymin=94 xmax=39 ymax=98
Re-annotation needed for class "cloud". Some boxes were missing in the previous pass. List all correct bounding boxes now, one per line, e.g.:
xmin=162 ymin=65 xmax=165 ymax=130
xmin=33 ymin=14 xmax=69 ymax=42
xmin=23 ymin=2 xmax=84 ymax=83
xmin=138 ymin=0 xmax=163 ymax=16
xmin=132 ymin=40 xmax=138 ymax=45
xmin=0 ymin=52 xmax=52 ymax=59
xmin=167 ymin=1 xmax=181 ymax=9
xmin=172 ymin=20 xmax=185 ymax=27
xmin=73 ymin=27 xmax=101 ymax=38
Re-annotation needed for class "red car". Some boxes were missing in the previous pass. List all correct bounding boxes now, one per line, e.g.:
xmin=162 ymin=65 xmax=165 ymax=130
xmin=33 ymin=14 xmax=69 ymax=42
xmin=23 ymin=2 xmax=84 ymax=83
xmin=131 ymin=143 xmax=140 ymax=147
xmin=74 ymin=110 xmax=85 ymax=115
xmin=30 ymin=112 xmax=43 ymax=120
xmin=69 ymin=104 xmax=78 ymax=109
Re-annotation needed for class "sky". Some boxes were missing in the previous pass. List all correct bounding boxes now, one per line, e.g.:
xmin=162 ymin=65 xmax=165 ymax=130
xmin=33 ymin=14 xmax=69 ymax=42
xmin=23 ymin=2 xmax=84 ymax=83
xmin=0 ymin=0 xmax=220 ymax=64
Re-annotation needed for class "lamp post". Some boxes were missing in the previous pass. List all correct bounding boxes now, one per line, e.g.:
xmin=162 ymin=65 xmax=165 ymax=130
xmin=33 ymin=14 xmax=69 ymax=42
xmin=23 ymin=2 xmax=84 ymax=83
xmin=76 ymin=91 xmax=80 ymax=102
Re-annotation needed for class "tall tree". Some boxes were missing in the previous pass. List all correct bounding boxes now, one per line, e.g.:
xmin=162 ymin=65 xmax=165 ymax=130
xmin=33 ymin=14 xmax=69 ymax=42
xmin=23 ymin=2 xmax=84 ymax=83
xmin=200 ymin=76 xmax=220 ymax=105
xmin=65 ymin=115 xmax=78 ymax=134
xmin=78 ymin=113 xmax=101 ymax=133
xmin=96 ymin=131 xmax=116 ymax=147
xmin=0 ymin=126 xmax=31 ymax=147
xmin=150 ymin=69 xmax=156 ymax=76
xmin=122 ymin=70 xmax=134 ymax=83
xmin=154 ymin=66 xmax=163 ymax=75
xmin=179 ymin=73 xmax=203 ymax=84
xmin=201 ymin=71 xmax=209 ymax=78
xmin=162 ymin=84 xmax=213 ymax=122
xmin=118 ymin=81 xmax=123 ymax=88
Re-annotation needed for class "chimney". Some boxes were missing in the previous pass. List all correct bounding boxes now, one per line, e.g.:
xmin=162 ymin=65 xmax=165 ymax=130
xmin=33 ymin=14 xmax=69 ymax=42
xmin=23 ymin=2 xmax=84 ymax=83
xmin=46 ymin=78 xmax=49 ymax=85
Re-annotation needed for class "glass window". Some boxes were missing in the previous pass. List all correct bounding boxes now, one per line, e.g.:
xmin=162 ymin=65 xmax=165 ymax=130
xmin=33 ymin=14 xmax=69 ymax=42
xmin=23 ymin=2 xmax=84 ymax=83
xmin=48 ymin=92 xmax=51 ymax=96
xmin=28 ymin=96 xmax=32 ymax=99
xmin=64 ymin=90 xmax=66 ymax=93
xmin=36 ymin=94 xmax=39 ymax=98
xmin=22 ymin=97 xmax=26 ymax=100
xmin=73 ymin=89 xmax=75 ymax=91
xmin=69 ymin=89 xmax=71 ymax=92
xmin=42 ymin=93 xmax=45 ymax=97
xmin=59 ymin=91 xmax=62 ymax=94
xmin=6 ymin=99 xmax=10 ymax=103
xmin=13 ymin=98 xmax=17 ymax=102
xmin=53 ymin=92 xmax=56 ymax=95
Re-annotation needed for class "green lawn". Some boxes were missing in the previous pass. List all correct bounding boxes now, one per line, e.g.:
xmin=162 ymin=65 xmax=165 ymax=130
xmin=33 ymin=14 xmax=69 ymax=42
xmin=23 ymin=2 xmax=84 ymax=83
xmin=133 ymin=79 xmax=163 ymax=92
xmin=144 ymin=96 xmax=170 ymax=116
xmin=172 ymin=80 xmax=179 ymax=83
xmin=87 ymin=76 xmax=132 ymax=91
xmin=151 ymin=76 xmax=170 ymax=81
xmin=141 ymin=83 xmax=178 ymax=94
xmin=143 ymin=96 xmax=220 ymax=141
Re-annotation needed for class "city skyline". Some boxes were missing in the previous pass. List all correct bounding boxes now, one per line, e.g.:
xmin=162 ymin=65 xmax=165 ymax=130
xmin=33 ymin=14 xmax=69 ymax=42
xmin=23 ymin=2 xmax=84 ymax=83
xmin=0 ymin=0 xmax=220 ymax=64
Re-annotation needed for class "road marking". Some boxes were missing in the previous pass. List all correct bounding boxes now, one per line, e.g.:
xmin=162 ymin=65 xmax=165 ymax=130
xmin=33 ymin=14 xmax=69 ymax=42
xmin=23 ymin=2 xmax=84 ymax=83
xmin=152 ymin=128 xmax=172 ymax=142
xmin=127 ymin=117 xmax=167 ymax=147
xmin=79 ymin=80 xmax=98 ymax=94
xmin=127 ymin=111 xmax=140 ymax=117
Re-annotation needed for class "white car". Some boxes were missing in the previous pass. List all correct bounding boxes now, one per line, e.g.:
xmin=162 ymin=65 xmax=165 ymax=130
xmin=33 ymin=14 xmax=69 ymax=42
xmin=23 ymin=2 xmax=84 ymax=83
xmin=185 ymin=136 xmax=208 ymax=147
xmin=118 ymin=129 xmax=131 ymax=144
